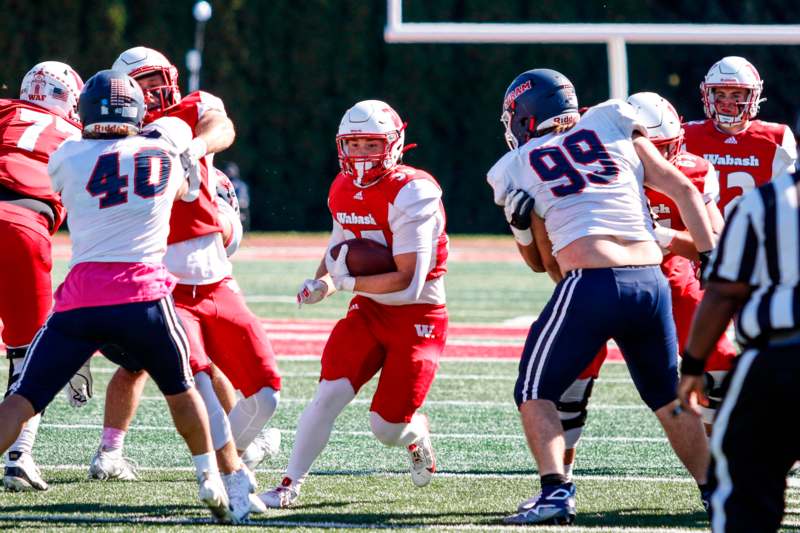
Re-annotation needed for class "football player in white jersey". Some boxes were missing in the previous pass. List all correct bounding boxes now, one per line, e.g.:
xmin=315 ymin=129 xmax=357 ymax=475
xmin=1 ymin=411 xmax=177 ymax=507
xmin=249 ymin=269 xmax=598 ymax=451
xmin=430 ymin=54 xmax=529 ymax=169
xmin=487 ymin=69 xmax=716 ymax=525
xmin=0 ymin=70 xmax=243 ymax=523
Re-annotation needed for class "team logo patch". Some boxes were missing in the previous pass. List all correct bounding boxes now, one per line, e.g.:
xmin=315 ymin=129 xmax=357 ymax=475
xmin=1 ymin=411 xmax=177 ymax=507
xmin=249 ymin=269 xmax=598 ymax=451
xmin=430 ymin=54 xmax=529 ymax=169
xmin=724 ymin=136 xmax=738 ymax=144
xmin=414 ymin=324 xmax=435 ymax=338
xmin=353 ymin=191 xmax=363 ymax=200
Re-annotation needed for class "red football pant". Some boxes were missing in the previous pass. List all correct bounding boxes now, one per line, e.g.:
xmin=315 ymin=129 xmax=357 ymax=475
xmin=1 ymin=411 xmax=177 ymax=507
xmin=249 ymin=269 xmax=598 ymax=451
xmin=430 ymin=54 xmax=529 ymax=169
xmin=173 ymin=277 xmax=281 ymax=396
xmin=0 ymin=203 xmax=52 ymax=350
xmin=321 ymin=295 xmax=448 ymax=423
xmin=661 ymin=255 xmax=736 ymax=372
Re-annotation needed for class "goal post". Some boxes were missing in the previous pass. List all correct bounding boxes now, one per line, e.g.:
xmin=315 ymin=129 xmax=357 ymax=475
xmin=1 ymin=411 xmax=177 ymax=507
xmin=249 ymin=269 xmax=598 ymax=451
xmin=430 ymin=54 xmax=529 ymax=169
xmin=384 ymin=0 xmax=800 ymax=100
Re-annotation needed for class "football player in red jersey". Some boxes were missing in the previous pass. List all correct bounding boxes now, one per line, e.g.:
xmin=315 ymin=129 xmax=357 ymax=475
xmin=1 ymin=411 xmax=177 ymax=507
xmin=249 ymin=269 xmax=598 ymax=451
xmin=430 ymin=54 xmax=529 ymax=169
xmin=259 ymin=100 xmax=449 ymax=508
xmin=683 ymin=56 xmax=797 ymax=219
xmin=87 ymin=47 xmax=280 ymax=512
xmin=0 ymin=61 xmax=83 ymax=492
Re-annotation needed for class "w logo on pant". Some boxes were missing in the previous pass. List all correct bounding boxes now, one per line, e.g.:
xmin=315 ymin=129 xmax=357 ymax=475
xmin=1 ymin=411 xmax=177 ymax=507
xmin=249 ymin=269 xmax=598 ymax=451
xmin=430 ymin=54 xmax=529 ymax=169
xmin=414 ymin=324 xmax=435 ymax=338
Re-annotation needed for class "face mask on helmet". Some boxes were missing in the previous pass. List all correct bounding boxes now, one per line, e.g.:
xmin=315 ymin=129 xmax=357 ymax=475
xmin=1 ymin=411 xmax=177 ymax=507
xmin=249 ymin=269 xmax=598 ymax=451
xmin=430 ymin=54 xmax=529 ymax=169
xmin=626 ymin=92 xmax=684 ymax=162
xmin=336 ymin=100 xmax=406 ymax=187
xmin=501 ymin=69 xmax=580 ymax=151
xmin=79 ymin=70 xmax=145 ymax=139
xmin=20 ymin=61 xmax=84 ymax=123
xmin=700 ymin=56 xmax=764 ymax=127
xmin=112 ymin=47 xmax=181 ymax=122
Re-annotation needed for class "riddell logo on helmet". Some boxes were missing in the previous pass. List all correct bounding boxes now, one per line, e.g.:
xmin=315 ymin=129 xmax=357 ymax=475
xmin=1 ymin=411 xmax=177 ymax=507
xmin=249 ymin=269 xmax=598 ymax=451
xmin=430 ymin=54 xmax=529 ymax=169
xmin=504 ymin=81 xmax=532 ymax=108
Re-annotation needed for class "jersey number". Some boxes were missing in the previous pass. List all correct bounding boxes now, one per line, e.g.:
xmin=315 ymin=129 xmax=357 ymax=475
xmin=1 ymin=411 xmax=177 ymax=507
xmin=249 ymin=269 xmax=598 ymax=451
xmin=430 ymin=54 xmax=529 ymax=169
xmin=528 ymin=129 xmax=619 ymax=197
xmin=719 ymin=171 xmax=756 ymax=218
xmin=86 ymin=149 xmax=172 ymax=208
xmin=16 ymin=108 xmax=76 ymax=152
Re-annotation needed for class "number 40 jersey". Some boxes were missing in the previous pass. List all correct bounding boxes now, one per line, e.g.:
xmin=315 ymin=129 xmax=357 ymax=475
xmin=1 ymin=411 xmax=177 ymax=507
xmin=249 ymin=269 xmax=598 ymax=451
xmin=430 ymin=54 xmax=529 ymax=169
xmin=487 ymin=100 xmax=654 ymax=254
xmin=48 ymin=117 xmax=193 ymax=267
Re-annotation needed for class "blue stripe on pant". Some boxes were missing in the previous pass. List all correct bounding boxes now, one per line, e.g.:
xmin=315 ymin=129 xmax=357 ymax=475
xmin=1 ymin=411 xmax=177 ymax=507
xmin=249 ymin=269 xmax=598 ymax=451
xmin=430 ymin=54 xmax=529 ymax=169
xmin=11 ymin=297 xmax=194 ymax=413
xmin=514 ymin=266 xmax=678 ymax=412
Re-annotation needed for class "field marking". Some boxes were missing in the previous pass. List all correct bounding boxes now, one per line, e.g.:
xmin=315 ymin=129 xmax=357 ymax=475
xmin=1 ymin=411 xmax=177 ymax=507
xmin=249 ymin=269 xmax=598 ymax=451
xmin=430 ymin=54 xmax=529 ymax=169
xmin=0 ymin=513 xmax=713 ymax=532
xmin=40 ymin=423 xmax=666 ymax=442
xmin=135 ymin=396 xmax=647 ymax=410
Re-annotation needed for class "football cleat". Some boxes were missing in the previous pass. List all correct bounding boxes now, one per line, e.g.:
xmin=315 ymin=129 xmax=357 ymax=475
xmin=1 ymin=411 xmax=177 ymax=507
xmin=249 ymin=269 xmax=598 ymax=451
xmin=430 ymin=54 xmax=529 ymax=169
xmin=259 ymin=476 xmax=300 ymax=508
xmin=223 ymin=468 xmax=257 ymax=523
xmin=3 ymin=451 xmax=48 ymax=492
xmin=88 ymin=446 xmax=138 ymax=481
xmin=407 ymin=434 xmax=436 ymax=488
xmin=241 ymin=427 xmax=281 ymax=470
xmin=504 ymin=482 xmax=577 ymax=525
xmin=198 ymin=470 xmax=235 ymax=523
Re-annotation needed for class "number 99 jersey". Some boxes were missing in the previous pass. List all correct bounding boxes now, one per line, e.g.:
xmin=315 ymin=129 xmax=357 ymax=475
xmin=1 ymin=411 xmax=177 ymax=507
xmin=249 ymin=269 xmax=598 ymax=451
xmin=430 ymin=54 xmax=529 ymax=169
xmin=488 ymin=100 xmax=654 ymax=254
xmin=48 ymin=116 xmax=193 ymax=267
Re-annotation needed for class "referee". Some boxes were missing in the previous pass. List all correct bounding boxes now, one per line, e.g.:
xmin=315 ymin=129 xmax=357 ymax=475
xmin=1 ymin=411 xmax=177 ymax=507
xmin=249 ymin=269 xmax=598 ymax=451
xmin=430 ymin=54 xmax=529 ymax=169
xmin=679 ymin=169 xmax=800 ymax=533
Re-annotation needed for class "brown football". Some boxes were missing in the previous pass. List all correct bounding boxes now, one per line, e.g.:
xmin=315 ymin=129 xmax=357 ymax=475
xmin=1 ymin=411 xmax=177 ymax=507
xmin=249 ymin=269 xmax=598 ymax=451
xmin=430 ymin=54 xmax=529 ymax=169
xmin=330 ymin=238 xmax=397 ymax=277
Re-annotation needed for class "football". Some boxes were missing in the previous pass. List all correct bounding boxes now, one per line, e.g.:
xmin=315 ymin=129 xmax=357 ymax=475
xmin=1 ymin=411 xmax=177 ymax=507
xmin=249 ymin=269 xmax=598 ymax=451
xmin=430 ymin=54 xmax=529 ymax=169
xmin=330 ymin=238 xmax=397 ymax=277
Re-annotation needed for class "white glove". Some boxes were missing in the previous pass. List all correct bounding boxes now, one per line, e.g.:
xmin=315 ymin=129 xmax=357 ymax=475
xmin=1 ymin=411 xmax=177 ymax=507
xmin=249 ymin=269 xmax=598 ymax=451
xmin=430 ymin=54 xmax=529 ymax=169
xmin=325 ymin=244 xmax=356 ymax=292
xmin=653 ymin=223 xmax=677 ymax=254
xmin=179 ymin=138 xmax=208 ymax=202
xmin=64 ymin=358 xmax=93 ymax=408
xmin=297 ymin=278 xmax=329 ymax=307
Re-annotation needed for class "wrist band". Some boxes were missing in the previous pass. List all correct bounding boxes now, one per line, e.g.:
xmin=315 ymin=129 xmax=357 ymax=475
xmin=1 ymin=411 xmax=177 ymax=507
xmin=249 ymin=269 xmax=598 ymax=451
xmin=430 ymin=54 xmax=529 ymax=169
xmin=680 ymin=350 xmax=706 ymax=375
xmin=511 ymin=226 xmax=533 ymax=246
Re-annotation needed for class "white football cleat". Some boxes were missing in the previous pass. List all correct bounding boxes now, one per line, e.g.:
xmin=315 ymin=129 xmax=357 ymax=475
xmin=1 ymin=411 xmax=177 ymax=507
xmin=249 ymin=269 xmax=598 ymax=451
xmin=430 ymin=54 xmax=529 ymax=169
xmin=241 ymin=428 xmax=281 ymax=470
xmin=3 ymin=451 xmax=48 ymax=492
xmin=407 ymin=434 xmax=436 ymax=487
xmin=259 ymin=476 xmax=300 ymax=508
xmin=198 ymin=470 xmax=235 ymax=523
xmin=223 ymin=468 xmax=256 ymax=523
xmin=88 ymin=446 xmax=138 ymax=481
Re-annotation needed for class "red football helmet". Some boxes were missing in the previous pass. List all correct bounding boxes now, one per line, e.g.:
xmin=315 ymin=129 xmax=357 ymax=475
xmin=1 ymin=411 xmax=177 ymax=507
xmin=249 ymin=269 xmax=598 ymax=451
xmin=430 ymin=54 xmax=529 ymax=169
xmin=112 ymin=47 xmax=181 ymax=122
xmin=336 ymin=100 xmax=406 ymax=187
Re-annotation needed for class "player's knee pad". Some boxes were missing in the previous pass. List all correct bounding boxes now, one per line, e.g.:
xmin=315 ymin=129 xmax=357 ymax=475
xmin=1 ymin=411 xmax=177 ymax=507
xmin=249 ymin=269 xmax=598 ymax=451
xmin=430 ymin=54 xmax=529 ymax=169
xmin=195 ymin=372 xmax=233 ymax=450
xmin=229 ymin=386 xmax=280 ymax=450
xmin=556 ymin=377 xmax=594 ymax=449
xmin=700 ymin=371 xmax=728 ymax=426
xmin=369 ymin=412 xmax=427 ymax=448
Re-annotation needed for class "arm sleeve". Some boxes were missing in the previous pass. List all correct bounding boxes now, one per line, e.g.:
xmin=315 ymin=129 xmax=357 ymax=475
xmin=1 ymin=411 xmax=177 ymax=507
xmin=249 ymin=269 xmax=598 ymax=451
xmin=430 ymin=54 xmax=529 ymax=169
xmin=196 ymin=91 xmax=227 ymax=119
xmin=217 ymin=199 xmax=243 ymax=256
xmin=486 ymin=150 xmax=518 ymax=207
xmin=702 ymin=161 xmax=720 ymax=204
xmin=602 ymin=100 xmax=649 ymax=139
xmin=143 ymin=116 xmax=194 ymax=154
xmin=327 ymin=219 xmax=346 ymax=249
xmin=772 ymin=126 xmax=798 ymax=177
xmin=47 ymin=146 xmax=66 ymax=192
xmin=357 ymin=180 xmax=442 ymax=301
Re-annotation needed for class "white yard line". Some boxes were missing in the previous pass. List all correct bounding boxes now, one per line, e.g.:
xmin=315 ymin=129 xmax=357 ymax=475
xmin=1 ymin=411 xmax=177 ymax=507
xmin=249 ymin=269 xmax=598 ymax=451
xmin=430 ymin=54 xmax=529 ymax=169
xmin=40 ymin=424 xmax=665 ymax=442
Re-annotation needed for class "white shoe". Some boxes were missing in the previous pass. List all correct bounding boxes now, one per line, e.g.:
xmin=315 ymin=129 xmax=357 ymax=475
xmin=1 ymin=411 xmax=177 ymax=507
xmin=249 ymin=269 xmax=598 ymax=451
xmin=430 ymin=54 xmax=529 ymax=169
xmin=3 ymin=451 xmax=48 ymax=491
xmin=242 ymin=428 xmax=281 ymax=470
xmin=259 ymin=476 xmax=300 ymax=508
xmin=407 ymin=435 xmax=436 ymax=488
xmin=88 ymin=446 xmax=138 ymax=481
xmin=198 ymin=470 xmax=235 ymax=523
xmin=223 ymin=468 xmax=257 ymax=522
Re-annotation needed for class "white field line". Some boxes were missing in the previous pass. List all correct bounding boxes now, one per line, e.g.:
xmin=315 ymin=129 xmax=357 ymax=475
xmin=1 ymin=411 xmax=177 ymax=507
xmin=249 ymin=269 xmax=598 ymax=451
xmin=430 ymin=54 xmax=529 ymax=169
xmin=0 ymin=514 xmax=713 ymax=532
xmin=137 ymin=396 xmax=647 ymax=410
xmin=40 ymin=424 xmax=665 ymax=442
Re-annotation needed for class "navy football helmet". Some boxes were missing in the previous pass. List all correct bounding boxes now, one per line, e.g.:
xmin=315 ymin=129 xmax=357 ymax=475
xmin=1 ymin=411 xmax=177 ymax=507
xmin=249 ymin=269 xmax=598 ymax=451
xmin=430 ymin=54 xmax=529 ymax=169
xmin=79 ymin=69 xmax=145 ymax=138
xmin=501 ymin=69 xmax=580 ymax=150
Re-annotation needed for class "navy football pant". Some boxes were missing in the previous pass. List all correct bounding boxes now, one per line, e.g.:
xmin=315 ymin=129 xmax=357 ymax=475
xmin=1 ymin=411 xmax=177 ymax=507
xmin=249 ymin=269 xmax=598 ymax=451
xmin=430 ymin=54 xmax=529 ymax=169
xmin=515 ymin=266 xmax=678 ymax=411
xmin=10 ymin=297 xmax=193 ymax=413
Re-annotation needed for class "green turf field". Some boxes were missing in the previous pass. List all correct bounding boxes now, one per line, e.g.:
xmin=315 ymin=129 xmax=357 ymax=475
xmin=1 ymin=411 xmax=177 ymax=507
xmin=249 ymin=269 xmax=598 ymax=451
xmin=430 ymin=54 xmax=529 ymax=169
xmin=3 ymin=239 xmax=798 ymax=531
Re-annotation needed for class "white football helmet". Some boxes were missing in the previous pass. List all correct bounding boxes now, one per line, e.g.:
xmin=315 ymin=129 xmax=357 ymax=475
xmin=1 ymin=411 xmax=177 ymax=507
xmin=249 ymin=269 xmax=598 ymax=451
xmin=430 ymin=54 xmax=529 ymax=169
xmin=112 ymin=46 xmax=181 ymax=120
xmin=700 ymin=56 xmax=764 ymax=126
xmin=20 ymin=61 xmax=83 ymax=122
xmin=336 ymin=100 xmax=406 ymax=187
xmin=626 ymin=92 xmax=683 ymax=161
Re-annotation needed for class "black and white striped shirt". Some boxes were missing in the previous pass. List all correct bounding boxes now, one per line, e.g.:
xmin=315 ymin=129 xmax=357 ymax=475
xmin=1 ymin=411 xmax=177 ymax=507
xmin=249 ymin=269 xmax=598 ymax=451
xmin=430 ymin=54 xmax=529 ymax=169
xmin=706 ymin=170 xmax=800 ymax=345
